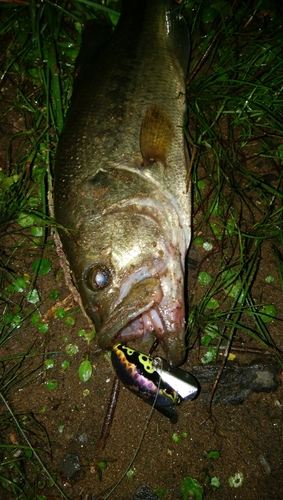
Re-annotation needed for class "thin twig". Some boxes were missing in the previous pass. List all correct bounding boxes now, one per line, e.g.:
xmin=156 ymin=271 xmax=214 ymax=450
xmin=95 ymin=376 xmax=120 ymax=456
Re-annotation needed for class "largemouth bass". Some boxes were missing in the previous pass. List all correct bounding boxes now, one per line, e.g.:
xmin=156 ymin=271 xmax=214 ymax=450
xmin=54 ymin=0 xmax=191 ymax=367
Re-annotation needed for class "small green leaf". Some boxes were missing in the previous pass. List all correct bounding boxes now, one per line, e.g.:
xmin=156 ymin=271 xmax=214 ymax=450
xmin=180 ymin=476 xmax=203 ymax=500
xmin=31 ymin=226 xmax=43 ymax=237
xmin=24 ymin=448 xmax=33 ymax=458
xmin=30 ymin=312 xmax=41 ymax=326
xmin=205 ymin=298 xmax=219 ymax=309
xmin=201 ymin=347 xmax=217 ymax=364
xmin=13 ymin=277 xmax=27 ymax=293
xmin=10 ymin=314 xmax=22 ymax=328
xmin=172 ymin=433 xmax=182 ymax=444
xmin=207 ymin=451 xmax=220 ymax=459
xmin=78 ymin=328 xmax=95 ymax=343
xmin=18 ymin=213 xmax=35 ymax=227
xmin=211 ymin=477 xmax=220 ymax=487
xmin=84 ymin=330 xmax=95 ymax=343
xmin=210 ymin=222 xmax=222 ymax=240
xmin=28 ymin=197 xmax=40 ymax=208
xmin=201 ymin=334 xmax=213 ymax=346
xmin=258 ymin=304 xmax=277 ymax=323
xmin=0 ymin=172 xmax=21 ymax=192
xmin=49 ymin=289 xmax=59 ymax=300
xmin=197 ymin=180 xmax=206 ymax=190
xmin=56 ymin=307 xmax=66 ymax=319
xmin=38 ymin=323 xmax=49 ymax=334
xmin=44 ymin=359 xmax=55 ymax=370
xmin=61 ymin=360 xmax=71 ymax=370
xmin=5 ymin=284 xmax=15 ymax=294
xmin=204 ymin=324 xmax=219 ymax=338
xmin=226 ymin=279 xmax=245 ymax=304
xmin=78 ymin=329 xmax=87 ymax=337
xmin=202 ymin=6 xmax=218 ymax=23
xmin=198 ymin=272 xmax=212 ymax=286
xmin=45 ymin=379 xmax=58 ymax=391
xmin=58 ymin=423 xmax=64 ymax=434
xmin=265 ymin=275 xmax=274 ymax=283
xmin=26 ymin=288 xmax=40 ymax=304
xmin=32 ymin=258 xmax=52 ymax=276
xmin=97 ymin=461 xmax=107 ymax=470
xmin=203 ymin=241 xmax=213 ymax=251
xmin=155 ymin=489 xmax=167 ymax=498
xmin=65 ymin=344 xmax=79 ymax=356
xmin=194 ymin=237 xmax=203 ymax=247
xmin=78 ymin=360 xmax=93 ymax=382
xmin=74 ymin=21 xmax=83 ymax=33
xmin=126 ymin=469 xmax=135 ymax=478
xmin=65 ymin=316 xmax=75 ymax=327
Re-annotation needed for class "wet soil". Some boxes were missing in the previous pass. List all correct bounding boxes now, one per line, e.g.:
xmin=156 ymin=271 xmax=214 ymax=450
xmin=1 ymin=261 xmax=283 ymax=500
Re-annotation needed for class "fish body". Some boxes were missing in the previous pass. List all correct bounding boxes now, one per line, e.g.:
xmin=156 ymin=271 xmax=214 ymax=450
xmin=54 ymin=0 xmax=191 ymax=366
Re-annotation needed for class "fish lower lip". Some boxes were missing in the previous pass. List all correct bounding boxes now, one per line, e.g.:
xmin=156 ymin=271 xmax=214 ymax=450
xmin=98 ymin=301 xmax=159 ymax=350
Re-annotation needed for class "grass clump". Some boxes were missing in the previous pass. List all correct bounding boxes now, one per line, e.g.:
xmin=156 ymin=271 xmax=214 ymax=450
xmin=185 ymin=0 xmax=283 ymax=365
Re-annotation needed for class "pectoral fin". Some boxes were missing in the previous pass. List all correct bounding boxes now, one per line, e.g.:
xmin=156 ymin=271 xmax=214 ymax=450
xmin=140 ymin=104 xmax=174 ymax=167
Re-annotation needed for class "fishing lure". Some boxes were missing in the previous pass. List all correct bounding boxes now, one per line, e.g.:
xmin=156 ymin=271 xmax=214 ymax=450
xmin=111 ymin=344 xmax=199 ymax=423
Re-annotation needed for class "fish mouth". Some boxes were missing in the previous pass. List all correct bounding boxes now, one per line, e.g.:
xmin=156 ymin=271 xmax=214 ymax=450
xmin=98 ymin=277 xmax=186 ymax=366
xmin=97 ymin=276 xmax=162 ymax=348
xmin=99 ymin=304 xmax=164 ymax=348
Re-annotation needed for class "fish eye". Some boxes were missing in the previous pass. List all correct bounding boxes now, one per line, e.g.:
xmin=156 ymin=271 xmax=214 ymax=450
xmin=84 ymin=264 xmax=112 ymax=291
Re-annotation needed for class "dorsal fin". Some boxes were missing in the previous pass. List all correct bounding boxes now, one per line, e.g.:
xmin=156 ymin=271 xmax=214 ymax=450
xmin=140 ymin=104 xmax=174 ymax=167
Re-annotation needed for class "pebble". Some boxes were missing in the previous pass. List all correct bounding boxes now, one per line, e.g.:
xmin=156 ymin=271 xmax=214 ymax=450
xmin=59 ymin=453 xmax=81 ymax=480
xmin=133 ymin=484 xmax=160 ymax=500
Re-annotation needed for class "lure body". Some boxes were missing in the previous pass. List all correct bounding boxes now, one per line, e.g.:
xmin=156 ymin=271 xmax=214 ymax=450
xmin=111 ymin=344 xmax=199 ymax=422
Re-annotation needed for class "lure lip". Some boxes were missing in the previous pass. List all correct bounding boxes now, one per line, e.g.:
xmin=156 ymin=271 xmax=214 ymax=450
xmin=153 ymin=356 xmax=200 ymax=401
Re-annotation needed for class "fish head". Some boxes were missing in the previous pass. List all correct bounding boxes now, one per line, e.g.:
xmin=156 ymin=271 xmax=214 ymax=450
xmin=64 ymin=167 xmax=188 ymax=367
